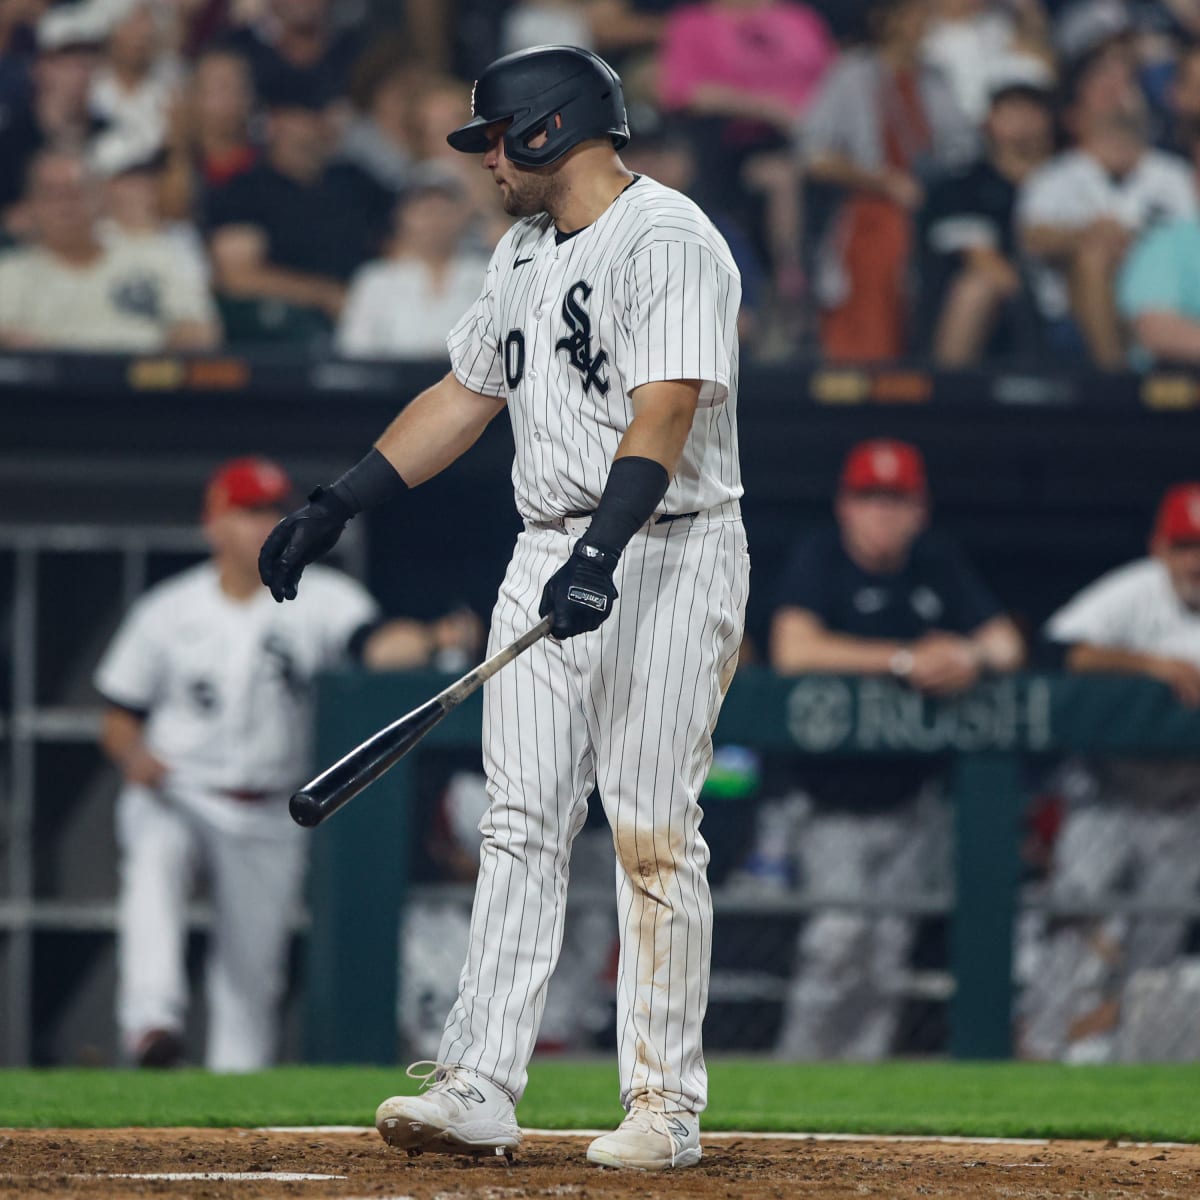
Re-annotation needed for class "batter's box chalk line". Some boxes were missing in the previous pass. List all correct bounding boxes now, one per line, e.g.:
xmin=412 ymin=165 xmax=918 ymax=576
xmin=71 ymin=1172 xmax=347 ymax=1182
xmin=261 ymin=1126 xmax=1197 ymax=1150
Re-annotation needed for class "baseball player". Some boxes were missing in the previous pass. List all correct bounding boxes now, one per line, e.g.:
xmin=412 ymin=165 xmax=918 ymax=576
xmin=259 ymin=45 xmax=748 ymax=1170
xmin=1020 ymin=482 xmax=1200 ymax=1061
xmin=95 ymin=458 xmax=379 ymax=1071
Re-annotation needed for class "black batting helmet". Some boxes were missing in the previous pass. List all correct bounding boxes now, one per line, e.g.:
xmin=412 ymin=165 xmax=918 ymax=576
xmin=446 ymin=44 xmax=629 ymax=168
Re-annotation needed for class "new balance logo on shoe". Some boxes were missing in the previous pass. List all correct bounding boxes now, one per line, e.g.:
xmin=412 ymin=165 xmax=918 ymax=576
xmin=444 ymin=1079 xmax=487 ymax=1106
xmin=665 ymin=1116 xmax=691 ymax=1142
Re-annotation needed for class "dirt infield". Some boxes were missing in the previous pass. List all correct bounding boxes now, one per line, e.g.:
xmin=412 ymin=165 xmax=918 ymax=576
xmin=2 ymin=1128 xmax=1199 ymax=1200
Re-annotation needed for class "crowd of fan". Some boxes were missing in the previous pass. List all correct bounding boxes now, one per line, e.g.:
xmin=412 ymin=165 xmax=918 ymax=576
xmin=4 ymin=0 xmax=1200 ymax=366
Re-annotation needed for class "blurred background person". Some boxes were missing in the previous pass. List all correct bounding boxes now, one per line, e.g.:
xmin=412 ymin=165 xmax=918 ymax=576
xmin=403 ymin=73 xmax=513 ymax=250
xmin=747 ymin=439 xmax=1023 ymax=1059
xmin=337 ymin=169 xmax=488 ymax=360
xmin=1118 ymin=136 xmax=1200 ymax=364
xmin=88 ymin=0 xmax=182 ymax=174
xmin=0 ymin=7 xmax=102 ymax=226
xmin=96 ymin=140 xmax=211 ymax=292
xmin=921 ymin=65 xmax=1056 ymax=365
xmin=334 ymin=51 xmax=418 ymax=208
xmin=94 ymin=457 xmax=376 ymax=1071
xmin=922 ymin=0 xmax=1054 ymax=126
xmin=621 ymin=120 xmax=768 ymax=344
xmin=802 ymin=0 xmax=976 ymax=362
xmin=0 ymin=146 xmax=218 ymax=350
xmin=1018 ymin=23 xmax=1197 ymax=368
xmin=657 ymin=0 xmax=836 ymax=308
xmin=222 ymin=0 xmax=363 ymax=114
xmin=1021 ymin=482 xmax=1200 ymax=1063
xmin=94 ymin=455 xmax=484 ymax=1070
xmin=206 ymin=78 xmax=377 ymax=342
xmin=159 ymin=47 xmax=258 ymax=225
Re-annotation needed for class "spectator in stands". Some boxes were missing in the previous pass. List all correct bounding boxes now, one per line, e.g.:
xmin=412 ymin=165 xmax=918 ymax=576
xmin=336 ymin=169 xmax=488 ymax=360
xmin=501 ymin=0 xmax=594 ymax=54
xmin=755 ymin=439 xmax=1023 ymax=1060
xmin=0 ymin=0 xmax=43 ymax=130
xmin=207 ymin=79 xmax=377 ymax=338
xmin=88 ymin=0 xmax=181 ymax=175
xmin=406 ymin=75 xmax=513 ymax=250
xmin=802 ymin=0 xmax=976 ymax=362
xmin=336 ymin=52 xmax=416 ymax=198
xmin=1166 ymin=39 xmax=1200 ymax=158
xmin=922 ymin=0 xmax=1055 ymax=126
xmin=0 ymin=8 xmax=101 ymax=223
xmin=159 ymin=48 xmax=258 ymax=224
xmin=96 ymin=141 xmax=211 ymax=293
xmin=222 ymin=0 xmax=363 ymax=113
xmin=0 ymin=147 xmax=219 ymax=351
xmin=1119 ymin=141 xmax=1200 ymax=365
xmin=658 ymin=0 xmax=836 ymax=303
xmin=1022 ymin=482 xmax=1200 ymax=1063
xmin=1018 ymin=78 xmax=1196 ymax=368
xmin=923 ymin=66 xmax=1055 ymax=365
xmin=622 ymin=122 xmax=767 ymax=343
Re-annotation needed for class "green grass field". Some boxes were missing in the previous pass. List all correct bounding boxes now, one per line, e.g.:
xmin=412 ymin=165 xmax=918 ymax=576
xmin=2 ymin=1060 xmax=1199 ymax=1143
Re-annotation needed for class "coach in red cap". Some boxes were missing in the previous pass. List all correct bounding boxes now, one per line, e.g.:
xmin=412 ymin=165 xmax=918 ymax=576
xmin=771 ymin=438 xmax=1023 ymax=691
xmin=1027 ymin=484 xmax=1200 ymax=1063
xmin=743 ymin=438 xmax=1023 ymax=1060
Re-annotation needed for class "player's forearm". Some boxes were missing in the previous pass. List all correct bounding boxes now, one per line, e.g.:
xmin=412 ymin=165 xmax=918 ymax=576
xmin=770 ymin=626 xmax=905 ymax=676
xmin=1020 ymin=223 xmax=1082 ymax=262
xmin=1065 ymin=642 xmax=1171 ymax=677
xmin=215 ymin=261 xmax=343 ymax=313
xmin=99 ymin=707 xmax=148 ymax=769
xmin=804 ymin=153 xmax=891 ymax=196
xmin=1133 ymin=311 xmax=1200 ymax=362
xmin=374 ymin=371 xmax=507 ymax=487
xmin=971 ymin=616 xmax=1025 ymax=673
xmin=166 ymin=319 xmax=221 ymax=351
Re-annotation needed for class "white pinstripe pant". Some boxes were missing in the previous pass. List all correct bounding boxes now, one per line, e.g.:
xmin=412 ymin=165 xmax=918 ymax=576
xmin=438 ymin=506 xmax=749 ymax=1113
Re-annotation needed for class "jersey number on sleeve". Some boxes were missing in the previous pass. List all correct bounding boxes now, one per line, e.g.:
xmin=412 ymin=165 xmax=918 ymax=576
xmin=503 ymin=330 xmax=525 ymax=389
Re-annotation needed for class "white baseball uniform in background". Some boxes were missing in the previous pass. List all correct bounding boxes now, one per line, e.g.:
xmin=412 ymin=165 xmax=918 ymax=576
xmin=439 ymin=174 xmax=750 ymax=1115
xmin=95 ymin=561 xmax=377 ymax=1071
xmin=1021 ymin=558 xmax=1200 ymax=1061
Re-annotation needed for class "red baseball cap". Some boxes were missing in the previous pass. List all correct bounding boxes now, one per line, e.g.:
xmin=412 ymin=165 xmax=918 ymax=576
xmin=1153 ymin=482 xmax=1200 ymax=545
xmin=840 ymin=439 xmax=928 ymax=497
xmin=205 ymin=457 xmax=292 ymax=516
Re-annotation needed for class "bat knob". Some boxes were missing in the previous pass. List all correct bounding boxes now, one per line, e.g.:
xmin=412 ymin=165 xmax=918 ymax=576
xmin=290 ymin=791 xmax=323 ymax=828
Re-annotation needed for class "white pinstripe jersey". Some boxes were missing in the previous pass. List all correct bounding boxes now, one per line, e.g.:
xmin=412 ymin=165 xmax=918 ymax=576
xmin=447 ymin=175 xmax=743 ymax=523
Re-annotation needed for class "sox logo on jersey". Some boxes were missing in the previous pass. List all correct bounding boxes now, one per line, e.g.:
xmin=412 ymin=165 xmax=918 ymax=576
xmin=555 ymin=281 xmax=609 ymax=394
xmin=437 ymin=174 xmax=751 ymax=1117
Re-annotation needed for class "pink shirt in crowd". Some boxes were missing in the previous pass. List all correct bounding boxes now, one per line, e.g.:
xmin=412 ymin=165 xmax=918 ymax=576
xmin=658 ymin=1 xmax=836 ymax=114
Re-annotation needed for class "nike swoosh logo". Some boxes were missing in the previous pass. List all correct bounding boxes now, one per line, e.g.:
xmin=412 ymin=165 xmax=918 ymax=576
xmin=513 ymin=256 xmax=535 ymax=268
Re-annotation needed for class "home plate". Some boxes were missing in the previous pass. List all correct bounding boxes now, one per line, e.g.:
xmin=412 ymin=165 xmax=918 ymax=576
xmin=78 ymin=1172 xmax=347 ymax=1182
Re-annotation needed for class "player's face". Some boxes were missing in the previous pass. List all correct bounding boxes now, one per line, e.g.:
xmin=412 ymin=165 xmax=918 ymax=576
xmin=482 ymin=120 xmax=556 ymax=218
xmin=837 ymin=491 xmax=927 ymax=570
xmin=1158 ymin=541 xmax=1200 ymax=610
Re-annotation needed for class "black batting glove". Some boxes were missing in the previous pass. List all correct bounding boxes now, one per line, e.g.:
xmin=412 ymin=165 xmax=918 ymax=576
xmin=259 ymin=486 xmax=353 ymax=602
xmin=539 ymin=542 xmax=619 ymax=639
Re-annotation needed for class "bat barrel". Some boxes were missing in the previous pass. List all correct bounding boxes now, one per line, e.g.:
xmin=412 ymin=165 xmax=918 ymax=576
xmin=289 ymin=697 xmax=447 ymax=827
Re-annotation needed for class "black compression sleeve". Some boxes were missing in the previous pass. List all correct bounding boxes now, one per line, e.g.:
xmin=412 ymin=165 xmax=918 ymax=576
xmin=329 ymin=447 xmax=408 ymax=514
xmin=579 ymin=456 xmax=671 ymax=557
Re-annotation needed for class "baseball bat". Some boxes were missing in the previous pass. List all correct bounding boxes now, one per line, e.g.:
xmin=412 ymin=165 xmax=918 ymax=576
xmin=289 ymin=615 xmax=553 ymax=828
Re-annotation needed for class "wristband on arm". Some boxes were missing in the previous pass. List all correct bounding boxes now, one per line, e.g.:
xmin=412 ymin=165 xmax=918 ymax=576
xmin=328 ymin=447 xmax=408 ymax=515
xmin=578 ymin=456 xmax=671 ymax=558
